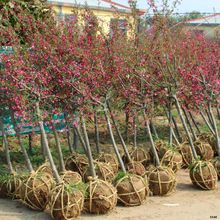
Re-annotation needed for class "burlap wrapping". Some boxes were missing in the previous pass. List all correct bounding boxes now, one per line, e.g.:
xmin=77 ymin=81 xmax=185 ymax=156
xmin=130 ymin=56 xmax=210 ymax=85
xmin=161 ymin=150 xmax=183 ymax=172
xmin=49 ymin=182 xmax=84 ymax=220
xmin=98 ymin=153 xmax=119 ymax=174
xmin=148 ymin=166 xmax=176 ymax=196
xmin=115 ymin=174 xmax=148 ymax=206
xmin=190 ymin=160 xmax=217 ymax=190
xmin=84 ymin=177 xmax=117 ymax=214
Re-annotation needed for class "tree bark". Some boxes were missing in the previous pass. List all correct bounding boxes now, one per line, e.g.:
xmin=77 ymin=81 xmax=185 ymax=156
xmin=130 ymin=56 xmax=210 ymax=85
xmin=51 ymin=122 xmax=65 ymax=173
xmin=0 ymin=119 xmax=14 ymax=174
xmin=11 ymin=112 xmax=34 ymax=173
xmin=36 ymin=102 xmax=61 ymax=184
xmin=103 ymin=107 xmax=126 ymax=173
xmin=143 ymin=110 xmax=160 ymax=166
xmin=173 ymin=95 xmax=198 ymax=159
xmin=81 ymin=116 xmax=96 ymax=178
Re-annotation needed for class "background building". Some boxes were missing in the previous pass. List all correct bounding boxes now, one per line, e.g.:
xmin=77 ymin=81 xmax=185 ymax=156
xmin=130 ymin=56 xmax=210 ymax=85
xmin=47 ymin=0 xmax=144 ymax=35
xmin=185 ymin=13 xmax=220 ymax=41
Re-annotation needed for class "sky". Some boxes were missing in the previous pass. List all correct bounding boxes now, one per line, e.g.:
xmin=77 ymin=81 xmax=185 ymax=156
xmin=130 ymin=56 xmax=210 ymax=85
xmin=135 ymin=0 xmax=220 ymax=13
xmin=50 ymin=0 xmax=220 ymax=13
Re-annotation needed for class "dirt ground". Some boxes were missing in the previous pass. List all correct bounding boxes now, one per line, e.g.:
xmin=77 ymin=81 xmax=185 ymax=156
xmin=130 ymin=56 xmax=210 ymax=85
xmin=0 ymin=169 xmax=219 ymax=220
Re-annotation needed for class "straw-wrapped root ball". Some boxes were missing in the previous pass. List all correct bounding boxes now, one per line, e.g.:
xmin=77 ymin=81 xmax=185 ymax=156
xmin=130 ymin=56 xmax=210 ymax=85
xmin=84 ymin=178 xmax=117 ymax=214
xmin=194 ymin=140 xmax=214 ymax=161
xmin=84 ymin=162 xmax=115 ymax=183
xmin=212 ymin=156 xmax=220 ymax=179
xmin=179 ymin=142 xmax=193 ymax=168
xmin=49 ymin=182 xmax=84 ymax=220
xmin=0 ymin=174 xmax=22 ymax=198
xmin=190 ymin=160 xmax=217 ymax=190
xmin=154 ymin=140 xmax=169 ymax=158
xmin=123 ymin=148 xmax=152 ymax=166
xmin=197 ymin=133 xmax=217 ymax=156
xmin=125 ymin=161 xmax=146 ymax=176
xmin=161 ymin=150 xmax=183 ymax=173
xmin=60 ymin=171 xmax=82 ymax=184
xmin=20 ymin=171 xmax=54 ymax=210
xmin=98 ymin=153 xmax=119 ymax=174
xmin=65 ymin=153 xmax=89 ymax=176
xmin=148 ymin=166 xmax=176 ymax=196
xmin=114 ymin=173 xmax=148 ymax=206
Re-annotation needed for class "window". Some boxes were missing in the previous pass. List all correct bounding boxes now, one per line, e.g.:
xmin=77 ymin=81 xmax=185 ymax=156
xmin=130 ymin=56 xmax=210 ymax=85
xmin=64 ymin=14 xmax=77 ymax=24
xmin=191 ymin=29 xmax=204 ymax=36
xmin=110 ymin=19 xmax=127 ymax=36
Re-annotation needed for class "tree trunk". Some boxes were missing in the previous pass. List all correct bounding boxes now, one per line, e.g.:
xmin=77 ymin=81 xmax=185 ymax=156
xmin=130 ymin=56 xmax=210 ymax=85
xmin=125 ymin=111 xmax=129 ymax=143
xmin=74 ymin=127 xmax=88 ymax=155
xmin=51 ymin=122 xmax=65 ymax=173
xmin=172 ymin=116 xmax=181 ymax=141
xmin=173 ymin=95 xmax=198 ymax=159
xmin=133 ymin=115 xmax=137 ymax=148
xmin=208 ymin=103 xmax=220 ymax=156
xmin=0 ymin=119 xmax=14 ymax=174
xmin=65 ymin=119 xmax=73 ymax=153
xmin=36 ymin=102 xmax=61 ymax=184
xmin=200 ymin=110 xmax=215 ymax=135
xmin=188 ymin=111 xmax=201 ymax=134
xmin=206 ymin=109 xmax=214 ymax=129
xmin=150 ymin=120 xmax=159 ymax=139
xmin=107 ymin=101 xmax=131 ymax=162
xmin=28 ymin=134 xmax=33 ymax=156
xmin=142 ymin=111 xmax=160 ymax=166
xmin=93 ymin=108 xmax=101 ymax=154
xmin=182 ymin=107 xmax=197 ymax=141
xmin=168 ymin=101 xmax=173 ymax=145
xmin=103 ymin=107 xmax=126 ymax=173
xmin=81 ymin=116 xmax=96 ymax=178
xmin=11 ymin=112 xmax=34 ymax=173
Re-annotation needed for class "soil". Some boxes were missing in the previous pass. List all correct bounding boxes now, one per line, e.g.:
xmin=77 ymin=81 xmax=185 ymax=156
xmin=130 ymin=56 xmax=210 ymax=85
xmin=0 ymin=169 xmax=220 ymax=220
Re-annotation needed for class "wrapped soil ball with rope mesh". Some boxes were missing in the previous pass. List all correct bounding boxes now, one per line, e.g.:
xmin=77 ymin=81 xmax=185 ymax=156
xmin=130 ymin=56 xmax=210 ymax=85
xmin=49 ymin=182 xmax=84 ymax=220
xmin=98 ymin=153 xmax=119 ymax=174
xmin=197 ymin=133 xmax=217 ymax=156
xmin=114 ymin=173 xmax=149 ymax=206
xmin=194 ymin=140 xmax=214 ymax=161
xmin=161 ymin=149 xmax=183 ymax=173
xmin=212 ymin=156 xmax=220 ymax=179
xmin=84 ymin=161 xmax=115 ymax=183
xmin=65 ymin=153 xmax=89 ymax=177
xmin=178 ymin=142 xmax=193 ymax=168
xmin=144 ymin=164 xmax=156 ymax=178
xmin=148 ymin=166 xmax=176 ymax=196
xmin=19 ymin=169 xmax=55 ymax=211
xmin=123 ymin=148 xmax=152 ymax=167
xmin=37 ymin=162 xmax=53 ymax=176
xmin=0 ymin=173 xmax=23 ymax=199
xmin=83 ymin=177 xmax=117 ymax=214
xmin=190 ymin=160 xmax=217 ymax=190
xmin=60 ymin=171 xmax=82 ymax=185
xmin=153 ymin=140 xmax=169 ymax=158
xmin=125 ymin=161 xmax=146 ymax=177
